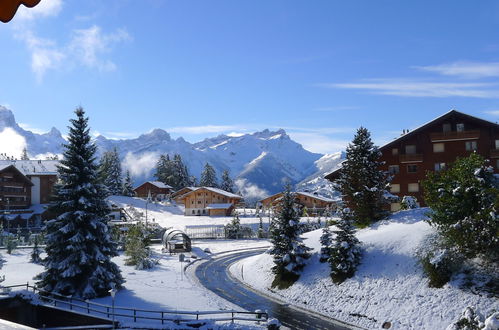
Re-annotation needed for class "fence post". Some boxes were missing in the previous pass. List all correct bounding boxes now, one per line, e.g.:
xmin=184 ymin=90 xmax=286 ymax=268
xmin=161 ymin=311 xmax=164 ymax=325
xmin=231 ymin=312 xmax=234 ymax=324
xmin=87 ymin=301 xmax=90 ymax=314
xmin=134 ymin=309 xmax=136 ymax=322
xmin=107 ymin=306 xmax=109 ymax=318
xmin=26 ymin=282 xmax=29 ymax=291
xmin=70 ymin=298 xmax=72 ymax=310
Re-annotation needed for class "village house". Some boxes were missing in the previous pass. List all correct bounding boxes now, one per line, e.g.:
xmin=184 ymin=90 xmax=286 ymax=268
xmin=171 ymin=186 xmax=196 ymax=204
xmin=0 ymin=160 xmax=58 ymax=231
xmin=180 ymin=187 xmax=242 ymax=216
xmin=325 ymin=110 xmax=499 ymax=211
xmin=133 ymin=181 xmax=173 ymax=200
xmin=259 ymin=191 xmax=336 ymax=215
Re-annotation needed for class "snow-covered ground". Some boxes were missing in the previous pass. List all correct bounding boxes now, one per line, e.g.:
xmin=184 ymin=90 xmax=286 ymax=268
xmin=230 ymin=208 xmax=499 ymax=330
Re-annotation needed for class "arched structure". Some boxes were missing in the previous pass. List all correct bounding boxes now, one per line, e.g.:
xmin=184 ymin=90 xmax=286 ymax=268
xmin=162 ymin=229 xmax=191 ymax=253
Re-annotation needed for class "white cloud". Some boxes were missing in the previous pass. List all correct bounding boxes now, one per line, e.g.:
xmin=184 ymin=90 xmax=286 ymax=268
xmin=416 ymin=61 xmax=499 ymax=78
xmin=484 ymin=110 xmax=499 ymax=116
xmin=323 ymin=80 xmax=499 ymax=98
xmin=123 ymin=152 xmax=159 ymax=178
xmin=18 ymin=122 xmax=49 ymax=134
xmin=234 ymin=178 xmax=268 ymax=200
xmin=68 ymin=25 xmax=131 ymax=72
xmin=0 ymin=128 xmax=27 ymax=158
xmin=15 ymin=0 xmax=63 ymax=21
xmin=287 ymin=132 xmax=349 ymax=154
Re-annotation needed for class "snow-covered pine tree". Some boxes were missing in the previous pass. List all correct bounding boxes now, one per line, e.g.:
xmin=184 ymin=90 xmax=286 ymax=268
xmin=37 ymin=108 xmax=124 ymax=298
xmin=328 ymin=213 xmax=362 ymax=284
xmin=225 ymin=213 xmax=242 ymax=239
xmin=30 ymin=235 xmax=43 ymax=264
xmin=199 ymin=162 xmax=218 ymax=187
xmin=319 ymin=226 xmax=333 ymax=263
xmin=154 ymin=154 xmax=171 ymax=184
xmin=21 ymin=147 xmax=29 ymax=160
xmin=220 ymin=169 xmax=235 ymax=193
xmin=269 ymin=185 xmax=311 ymax=289
xmin=124 ymin=223 xmax=156 ymax=270
xmin=335 ymin=127 xmax=390 ymax=227
xmin=169 ymin=154 xmax=190 ymax=190
xmin=122 ymin=170 xmax=135 ymax=197
xmin=98 ymin=148 xmax=123 ymax=196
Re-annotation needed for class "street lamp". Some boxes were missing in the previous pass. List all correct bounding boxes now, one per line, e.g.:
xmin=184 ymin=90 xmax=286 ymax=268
xmin=109 ymin=287 xmax=117 ymax=329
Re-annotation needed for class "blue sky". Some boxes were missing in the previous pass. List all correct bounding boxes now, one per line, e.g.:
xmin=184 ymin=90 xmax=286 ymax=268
xmin=1 ymin=0 xmax=499 ymax=153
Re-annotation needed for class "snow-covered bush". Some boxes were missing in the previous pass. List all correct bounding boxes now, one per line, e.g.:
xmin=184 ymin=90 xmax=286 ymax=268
xmin=225 ymin=213 xmax=242 ymax=239
xmin=269 ymin=185 xmax=311 ymax=289
xmin=267 ymin=318 xmax=281 ymax=330
xmin=5 ymin=234 xmax=16 ymax=254
xmin=400 ymin=195 xmax=419 ymax=210
xmin=30 ymin=234 xmax=43 ymax=264
xmin=319 ymin=226 xmax=333 ymax=263
xmin=328 ymin=216 xmax=362 ymax=284
xmin=423 ymin=153 xmax=499 ymax=263
xmin=446 ymin=307 xmax=499 ymax=330
xmin=125 ymin=223 xmax=157 ymax=270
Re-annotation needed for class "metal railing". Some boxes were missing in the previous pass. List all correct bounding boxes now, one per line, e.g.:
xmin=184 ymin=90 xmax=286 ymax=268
xmin=2 ymin=283 xmax=269 ymax=326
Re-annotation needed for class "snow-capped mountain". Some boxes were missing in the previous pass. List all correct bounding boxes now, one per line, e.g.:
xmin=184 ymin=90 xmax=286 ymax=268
xmin=0 ymin=106 xmax=340 ymax=200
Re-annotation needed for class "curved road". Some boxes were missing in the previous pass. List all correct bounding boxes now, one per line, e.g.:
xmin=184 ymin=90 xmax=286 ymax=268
xmin=194 ymin=249 xmax=355 ymax=330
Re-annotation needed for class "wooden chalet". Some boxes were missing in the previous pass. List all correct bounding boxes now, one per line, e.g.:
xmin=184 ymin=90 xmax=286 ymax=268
xmin=134 ymin=181 xmax=173 ymax=200
xmin=325 ymin=110 xmax=499 ymax=211
xmin=171 ymin=186 xmax=196 ymax=204
xmin=180 ymin=187 xmax=242 ymax=216
xmin=259 ymin=191 xmax=336 ymax=215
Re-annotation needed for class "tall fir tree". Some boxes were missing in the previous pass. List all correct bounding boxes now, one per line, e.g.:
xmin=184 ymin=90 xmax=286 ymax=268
xmin=328 ymin=214 xmax=362 ymax=284
xmin=98 ymin=148 xmax=123 ymax=196
xmin=199 ymin=162 xmax=218 ymax=187
xmin=37 ymin=108 xmax=124 ymax=298
xmin=335 ymin=127 xmax=390 ymax=227
xmin=319 ymin=226 xmax=333 ymax=263
xmin=20 ymin=147 xmax=29 ymax=160
xmin=122 ymin=170 xmax=135 ymax=197
xmin=269 ymin=185 xmax=311 ymax=289
xmin=220 ymin=169 xmax=235 ymax=193
xmin=170 ymin=154 xmax=191 ymax=190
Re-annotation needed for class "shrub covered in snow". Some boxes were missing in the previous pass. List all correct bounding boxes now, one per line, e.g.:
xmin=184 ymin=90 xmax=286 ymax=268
xmin=319 ymin=226 xmax=333 ymax=263
xmin=334 ymin=127 xmax=391 ymax=227
xmin=269 ymin=185 xmax=311 ymax=289
xmin=30 ymin=234 xmax=43 ymax=264
xmin=400 ymin=195 xmax=419 ymax=210
xmin=423 ymin=153 xmax=499 ymax=263
xmin=446 ymin=307 xmax=499 ymax=330
xmin=125 ymin=223 xmax=157 ymax=270
xmin=328 ymin=213 xmax=362 ymax=284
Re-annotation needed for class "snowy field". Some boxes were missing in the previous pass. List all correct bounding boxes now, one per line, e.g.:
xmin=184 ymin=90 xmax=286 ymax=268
xmin=0 ymin=239 xmax=270 ymax=329
xmin=230 ymin=208 xmax=499 ymax=330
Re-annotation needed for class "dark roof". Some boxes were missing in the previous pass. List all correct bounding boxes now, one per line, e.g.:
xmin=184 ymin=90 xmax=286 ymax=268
xmin=0 ymin=165 xmax=34 ymax=186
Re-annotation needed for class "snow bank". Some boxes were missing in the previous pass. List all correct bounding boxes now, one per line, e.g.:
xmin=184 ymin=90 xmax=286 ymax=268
xmin=231 ymin=208 xmax=499 ymax=329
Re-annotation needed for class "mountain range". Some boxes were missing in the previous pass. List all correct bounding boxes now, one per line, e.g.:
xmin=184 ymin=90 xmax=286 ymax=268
xmin=0 ymin=106 xmax=344 ymax=201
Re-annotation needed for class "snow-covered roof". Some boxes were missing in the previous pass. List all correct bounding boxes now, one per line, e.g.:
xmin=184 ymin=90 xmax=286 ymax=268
xmin=148 ymin=181 xmax=173 ymax=189
xmin=0 ymin=160 xmax=59 ymax=176
xmin=296 ymin=191 xmax=335 ymax=203
xmin=206 ymin=203 xmax=233 ymax=209
xmin=192 ymin=187 xmax=242 ymax=199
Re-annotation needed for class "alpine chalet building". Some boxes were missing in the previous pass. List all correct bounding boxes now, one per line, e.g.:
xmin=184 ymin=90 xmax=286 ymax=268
xmin=326 ymin=110 xmax=499 ymax=211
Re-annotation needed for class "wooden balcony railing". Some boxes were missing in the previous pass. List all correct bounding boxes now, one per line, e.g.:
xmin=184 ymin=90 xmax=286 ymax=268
xmin=490 ymin=149 xmax=499 ymax=158
xmin=430 ymin=130 xmax=480 ymax=142
xmin=399 ymin=154 xmax=423 ymax=163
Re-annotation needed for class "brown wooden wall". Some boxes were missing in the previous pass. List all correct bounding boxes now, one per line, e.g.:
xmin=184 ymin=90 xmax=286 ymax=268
xmin=134 ymin=182 xmax=172 ymax=198
xmin=0 ymin=168 xmax=31 ymax=209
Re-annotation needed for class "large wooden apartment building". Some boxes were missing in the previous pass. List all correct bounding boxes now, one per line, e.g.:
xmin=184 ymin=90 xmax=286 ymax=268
xmin=326 ymin=110 xmax=499 ymax=211
xmin=179 ymin=187 xmax=242 ymax=216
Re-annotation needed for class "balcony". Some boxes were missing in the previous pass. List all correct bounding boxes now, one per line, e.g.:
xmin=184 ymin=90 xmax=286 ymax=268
xmin=399 ymin=154 xmax=423 ymax=163
xmin=430 ymin=130 xmax=480 ymax=142
xmin=490 ymin=149 xmax=499 ymax=158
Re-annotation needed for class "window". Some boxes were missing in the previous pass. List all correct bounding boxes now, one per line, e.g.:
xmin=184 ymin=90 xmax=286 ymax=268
xmin=405 ymin=145 xmax=416 ymax=154
xmin=443 ymin=123 xmax=451 ymax=132
xmin=434 ymin=163 xmax=446 ymax=171
xmin=390 ymin=184 xmax=400 ymax=193
xmin=456 ymin=123 xmax=464 ymax=132
xmin=192 ymin=210 xmax=195 ymax=214
xmin=495 ymin=139 xmax=499 ymax=149
xmin=388 ymin=165 xmax=400 ymax=174
xmin=433 ymin=143 xmax=445 ymax=153
xmin=392 ymin=148 xmax=399 ymax=156
xmin=390 ymin=203 xmax=401 ymax=212
xmin=408 ymin=183 xmax=419 ymax=192
xmin=407 ymin=164 xmax=418 ymax=173
xmin=198 ymin=200 xmax=202 ymax=204
xmin=465 ymin=141 xmax=477 ymax=151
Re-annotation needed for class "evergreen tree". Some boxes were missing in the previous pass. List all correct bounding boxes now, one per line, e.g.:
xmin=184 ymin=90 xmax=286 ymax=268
xmin=225 ymin=213 xmax=242 ymax=239
xmin=21 ymin=147 xmax=29 ymax=160
xmin=154 ymin=154 xmax=171 ymax=184
xmin=122 ymin=170 xmax=135 ymax=197
xmin=335 ymin=127 xmax=390 ymax=227
xmin=269 ymin=185 xmax=311 ymax=289
xmin=423 ymin=153 xmax=499 ymax=262
xmin=37 ymin=108 xmax=124 ymax=298
xmin=30 ymin=235 xmax=43 ymax=264
xmin=125 ymin=223 xmax=156 ymax=270
xmin=199 ymin=162 xmax=218 ymax=187
xmin=170 ymin=154 xmax=190 ymax=190
xmin=220 ymin=169 xmax=235 ymax=193
xmin=328 ymin=212 xmax=362 ymax=284
xmin=98 ymin=148 xmax=123 ymax=196
xmin=319 ymin=226 xmax=333 ymax=263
